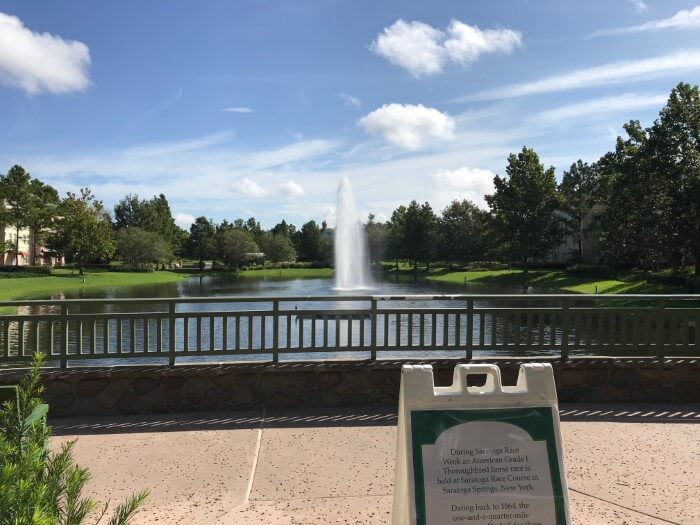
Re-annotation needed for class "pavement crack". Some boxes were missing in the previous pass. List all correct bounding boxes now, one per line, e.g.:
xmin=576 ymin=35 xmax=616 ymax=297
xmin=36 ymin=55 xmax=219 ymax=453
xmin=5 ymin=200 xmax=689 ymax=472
xmin=227 ymin=407 xmax=266 ymax=515
xmin=569 ymin=487 xmax=683 ymax=525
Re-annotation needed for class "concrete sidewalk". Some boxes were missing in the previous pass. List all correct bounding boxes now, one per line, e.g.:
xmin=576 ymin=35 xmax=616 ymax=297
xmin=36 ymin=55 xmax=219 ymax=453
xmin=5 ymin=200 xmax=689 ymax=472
xmin=49 ymin=405 xmax=699 ymax=524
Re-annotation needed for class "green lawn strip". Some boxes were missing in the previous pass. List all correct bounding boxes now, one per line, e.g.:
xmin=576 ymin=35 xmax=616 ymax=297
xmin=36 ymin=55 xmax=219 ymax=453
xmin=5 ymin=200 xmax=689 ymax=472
xmin=238 ymin=267 xmax=333 ymax=279
xmin=0 ymin=268 xmax=193 ymax=301
xmin=426 ymin=269 xmax=678 ymax=294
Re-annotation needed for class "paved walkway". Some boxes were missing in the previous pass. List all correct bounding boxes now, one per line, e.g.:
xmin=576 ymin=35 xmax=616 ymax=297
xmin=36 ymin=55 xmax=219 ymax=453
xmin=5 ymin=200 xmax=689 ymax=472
xmin=49 ymin=405 xmax=700 ymax=524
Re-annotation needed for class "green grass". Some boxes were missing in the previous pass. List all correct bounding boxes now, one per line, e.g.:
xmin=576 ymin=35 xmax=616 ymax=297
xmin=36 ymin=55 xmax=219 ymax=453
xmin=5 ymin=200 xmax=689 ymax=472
xmin=0 ymin=268 xmax=194 ymax=301
xmin=238 ymin=267 xmax=333 ymax=279
xmin=425 ymin=268 xmax=680 ymax=294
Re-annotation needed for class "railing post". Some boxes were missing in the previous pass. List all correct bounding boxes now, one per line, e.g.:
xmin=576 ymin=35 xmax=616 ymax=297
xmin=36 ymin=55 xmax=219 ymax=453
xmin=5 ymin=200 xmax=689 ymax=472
xmin=272 ymin=300 xmax=279 ymax=363
xmin=60 ymin=302 xmax=68 ymax=369
xmin=466 ymin=299 xmax=474 ymax=360
xmin=370 ymin=298 xmax=377 ymax=361
xmin=561 ymin=300 xmax=570 ymax=360
xmin=656 ymin=299 xmax=665 ymax=359
xmin=168 ymin=301 xmax=176 ymax=366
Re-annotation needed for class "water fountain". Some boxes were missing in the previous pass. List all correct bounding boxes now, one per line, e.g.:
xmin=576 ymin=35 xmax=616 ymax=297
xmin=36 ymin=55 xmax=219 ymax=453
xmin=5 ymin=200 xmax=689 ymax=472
xmin=334 ymin=177 xmax=372 ymax=291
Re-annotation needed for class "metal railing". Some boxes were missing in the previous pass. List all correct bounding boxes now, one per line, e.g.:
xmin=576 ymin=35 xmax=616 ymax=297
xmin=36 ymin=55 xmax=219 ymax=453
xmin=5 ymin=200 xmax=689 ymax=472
xmin=0 ymin=294 xmax=698 ymax=367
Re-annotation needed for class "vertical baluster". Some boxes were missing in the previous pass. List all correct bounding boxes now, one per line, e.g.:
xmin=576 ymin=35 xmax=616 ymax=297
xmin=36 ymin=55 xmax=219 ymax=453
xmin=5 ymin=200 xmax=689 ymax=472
xmin=236 ymin=315 xmax=241 ymax=351
xmin=335 ymin=316 xmax=340 ymax=347
xmin=407 ymin=313 xmax=413 ymax=348
xmin=513 ymin=312 xmax=520 ymax=352
xmin=538 ymin=312 xmax=544 ymax=348
xmin=347 ymin=314 xmax=352 ymax=348
xmin=299 ymin=314 xmax=304 ymax=349
xmin=431 ymin=313 xmax=437 ymax=348
xmin=183 ymin=317 xmax=189 ymax=352
xmin=479 ymin=312 xmax=485 ymax=348
xmin=549 ymin=313 xmax=556 ymax=346
xmin=261 ymin=314 xmax=266 ymax=351
xmin=419 ymin=313 xmax=425 ymax=348
xmin=359 ymin=314 xmax=364 ymax=349
xmin=78 ymin=320 xmax=84 ymax=356
xmin=455 ymin=311 xmax=461 ymax=349
xmin=323 ymin=315 xmax=329 ymax=349
xmin=369 ymin=299 xmax=377 ymax=358
xmin=209 ymin=317 xmax=215 ymax=351
xmin=286 ymin=314 xmax=291 ymax=349
xmin=117 ymin=319 xmax=123 ymax=354
xmin=223 ymin=316 xmax=229 ymax=352
xmin=272 ymin=300 xmax=279 ymax=361
xmin=382 ymin=313 xmax=392 ymax=348
xmin=561 ymin=303 xmax=570 ymax=360
xmin=620 ymin=312 xmax=628 ymax=350
xmin=443 ymin=313 xmax=448 ymax=348
xmin=103 ymin=319 xmax=109 ymax=355
xmin=130 ymin=319 xmax=136 ymax=354
xmin=92 ymin=320 xmax=97 ymax=355
xmin=18 ymin=320 xmax=25 ymax=358
xmin=491 ymin=313 xmax=497 ymax=348
xmin=50 ymin=321 xmax=56 ymax=357
xmin=526 ymin=312 xmax=533 ymax=350
xmin=395 ymin=314 xmax=400 ymax=347
xmin=168 ymin=303 xmax=176 ymax=365
xmin=60 ymin=304 xmax=68 ymax=368
xmin=34 ymin=320 xmax=40 ymax=355
xmin=248 ymin=315 xmax=253 ymax=351
xmin=195 ymin=317 xmax=201 ymax=352
xmin=466 ymin=300 xmax=474 ymax=359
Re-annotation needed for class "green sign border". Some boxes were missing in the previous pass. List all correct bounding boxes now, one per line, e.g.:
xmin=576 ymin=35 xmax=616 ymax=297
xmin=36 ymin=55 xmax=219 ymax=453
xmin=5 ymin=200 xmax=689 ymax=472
xmin=410 ymin=407 xmax=566 ymax=525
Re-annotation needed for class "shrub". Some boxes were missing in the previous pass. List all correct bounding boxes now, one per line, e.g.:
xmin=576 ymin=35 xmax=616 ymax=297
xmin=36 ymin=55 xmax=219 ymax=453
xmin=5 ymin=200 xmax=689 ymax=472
xmin=0 ymin=265 xmax=52 ymax=276
xmin=0 ymin=353 xmax=148 ymax=523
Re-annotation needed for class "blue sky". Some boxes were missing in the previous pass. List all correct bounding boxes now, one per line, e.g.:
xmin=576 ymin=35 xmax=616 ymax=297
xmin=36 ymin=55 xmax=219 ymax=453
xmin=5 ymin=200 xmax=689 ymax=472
xmin=1 ymin=0 xmax=699 ymax=229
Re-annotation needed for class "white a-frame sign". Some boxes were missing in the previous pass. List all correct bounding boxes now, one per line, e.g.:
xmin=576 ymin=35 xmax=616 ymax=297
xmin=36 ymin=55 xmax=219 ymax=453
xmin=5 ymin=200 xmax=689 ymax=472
xmin=392 ymin=363 xmax=571 ymax=525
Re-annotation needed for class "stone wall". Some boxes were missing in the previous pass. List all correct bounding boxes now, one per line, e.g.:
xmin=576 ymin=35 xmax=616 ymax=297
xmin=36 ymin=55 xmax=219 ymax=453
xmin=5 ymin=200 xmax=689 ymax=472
xmin=0 ymin=358 xmax=697 ymax=417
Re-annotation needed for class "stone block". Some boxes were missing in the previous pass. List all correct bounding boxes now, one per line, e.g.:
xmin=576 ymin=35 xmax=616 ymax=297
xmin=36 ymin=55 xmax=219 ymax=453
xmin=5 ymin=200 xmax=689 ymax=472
xmin=188 ymin=376 xmax=215 ymax=392
xmin=386 ymin=369 xmax=401 ymax=386
xmin=76 ymin=377 xmax=109 ymax=397
xmin=234 ymin=388 xmax=255 ymax=407
xmin=648 ymin=387 xmax=674 ymax=403
xmin=344 ymin=369 xmax=371 ymax=391
xmin=293 ymin=371 xmax=317 ymax=389
xmin=560 ymin=368 xmax=586 ymax=388
xmin=260 ymin=372 xmax=291 ymax=392
xmin=318 ymin=371 xmax=342 ymax=390
xmin=166 ymin=389 xmax=183 ymax=410
xmin=675 ymin=381 xmax=700 ymax=403
xmin=300 ymin=389 xmax=322 ymax=407
xmin=161 ymin=375 xmax=185 ymax=390
xmin=235 ymin=372 xmax=258 ymax=388
xmin=96 ymin=389 xmax=117 ymax=409
xmin=213 ymin=373 xmax=235 ymax=390
xmin=370 ymin=369 xmax=386 ymax=386
xmin=202 ymin=388 xmax=219 ymax=410
xmin=220 ymin=387 xmax=235 ymax=402
xmin=45 ymin=379 xmax=73 ymax=396
xmin=117 ymin=391 xmax=142 ymax=414
xmin=584 ymin=368 xmax=609 ymax=387
xmin=266 ymin=391 xmax=300 ymax=408
xmin=133 ymin=377 xmax=159 ymax=396
xmin=609 ymin=368 xmax=639 ymax=390
xmin=50 ymin=392 xmax=75 ymax=411
xmin=186 ymin=391 xmax=202 ymax=406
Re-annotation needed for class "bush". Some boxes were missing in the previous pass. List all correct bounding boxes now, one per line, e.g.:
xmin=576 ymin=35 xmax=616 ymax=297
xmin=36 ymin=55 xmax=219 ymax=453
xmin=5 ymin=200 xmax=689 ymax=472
xmin=0 ymin=354 xmax=148 ymax=523
xmin=0 ymin=265 xmax=52 ymax=276
xmin=565 ymin=264 xmax=614 ymax=278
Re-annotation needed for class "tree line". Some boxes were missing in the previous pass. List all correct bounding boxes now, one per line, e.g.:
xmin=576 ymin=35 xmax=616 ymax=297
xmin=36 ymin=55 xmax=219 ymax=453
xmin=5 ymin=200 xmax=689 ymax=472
xmin=1 ymin=82 xmax=698 ymax=274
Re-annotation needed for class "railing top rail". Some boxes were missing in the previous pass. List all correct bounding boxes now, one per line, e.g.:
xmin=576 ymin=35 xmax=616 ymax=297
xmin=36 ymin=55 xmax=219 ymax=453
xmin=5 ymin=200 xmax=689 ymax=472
xmin=0 ymin=293 xmax=699 ymax=307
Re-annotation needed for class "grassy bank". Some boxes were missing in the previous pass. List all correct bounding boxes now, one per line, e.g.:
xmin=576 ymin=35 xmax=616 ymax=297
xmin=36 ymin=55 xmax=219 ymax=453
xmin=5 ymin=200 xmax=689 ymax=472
xmin=425 ymin=269 xmax=678 ymax=294
xmin=0 ymin=268 xmax=193 ymax=301
xmin=376 ymin=262 xmax=683 ymax=294
xmin=238 ymin=267 xmax=333 ymax=279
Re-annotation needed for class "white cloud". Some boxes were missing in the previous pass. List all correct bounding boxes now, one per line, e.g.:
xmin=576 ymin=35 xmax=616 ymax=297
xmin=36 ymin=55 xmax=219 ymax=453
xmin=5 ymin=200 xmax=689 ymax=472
xmin=431 ymin=167 xmax=496 ymax=210
xmin=338 ymin=92 xmax=361 ymax=108
xmin=460 ymin=49 xmax=700 ymax=101
xmin=174 ymin=212 xmax=195 ymax=229
xmin=278 ymin=180 xmax=305 ymax=198
xmin=627 ymin=0 xmax=647 ymax=12
xmin=444 ymin=20 xmax=522 ymax=65
xmin=592 ymin=5 xmax=700 ymax=37
xmin=223 ymin=106 xmax=254 ymax=113
xmin=230 ymin=177 xmax=269 ymax=198
xmin=535 ymin=93 xmax=668 ymax=124
xmin=370 ymin=19 xmax=521 ymax=77
xmin=0 ymin=12 xmax=90 ymax=94
xmin=358 ymin=103 xmax=455 ymax=150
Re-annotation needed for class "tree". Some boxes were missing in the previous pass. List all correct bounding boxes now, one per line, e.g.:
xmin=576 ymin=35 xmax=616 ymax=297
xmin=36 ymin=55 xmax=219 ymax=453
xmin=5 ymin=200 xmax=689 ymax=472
xmin=49 ymin=189 xmax=116 ymax=274
xmin=438 ymin=200 xmax=489 ymax=266
xmin=365 ymin=214 xmax=388 ymax=265
xmin=261 ymin=233 xmax=296 ymax=262
xmin=117 ymin=228 xmax=174 ymax=270
xmin=395 ymin=201 xmax=437 ymax=271
xmin=217 ymin=228 xmax=259 ymax=268
xmin=559 ymin=160 xmax=598 ymax=262
xmin=485 ymin=147 xmax=564 ymax=271
xmin=26 ymin=179 xmax=60 ymax=265
xmin=185 ymin=217 xmax=216 ymax=268
xmin=114 ymin=193 xmax=184 ymax=254
xmin=649 ymin=82 xmax=700 ymax=273
xmin=0 ymin=353 xmax=147 ymax=524
xmin=296 ymin=221 xmax=322 ymax=262
xmin=597 ymin=122 xmax=670 ymax=269
xmin=271 ymin=220 xmax=296 ymax=239
xmin=0 ymin=165 xmax=32 ymax=265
